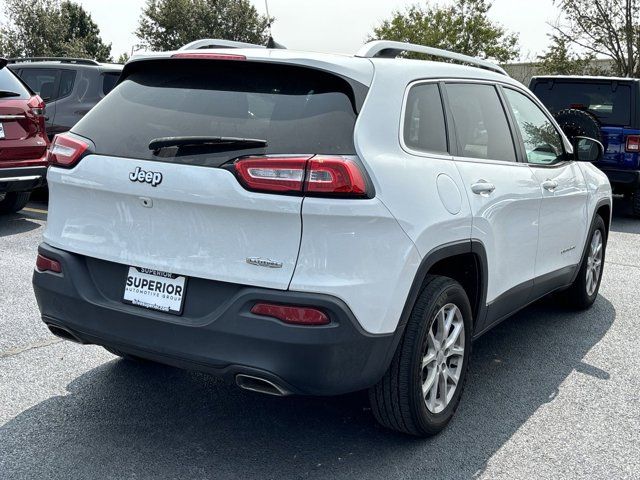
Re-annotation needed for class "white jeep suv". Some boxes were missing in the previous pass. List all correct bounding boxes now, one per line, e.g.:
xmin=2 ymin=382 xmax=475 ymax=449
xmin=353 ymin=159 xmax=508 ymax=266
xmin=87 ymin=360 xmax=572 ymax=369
xmin=33 ymin=41 xmax=612 ymax=436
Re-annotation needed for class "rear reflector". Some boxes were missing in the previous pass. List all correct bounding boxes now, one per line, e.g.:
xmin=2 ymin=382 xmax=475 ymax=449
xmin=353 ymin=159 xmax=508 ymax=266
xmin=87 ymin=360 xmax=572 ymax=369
xmin=48 ymin=134 xmax=89 ymax=168
xmin=626 ymin=135 xmax=640 ymax=152
xmin=233 ymin=155 xmax=369 ymax=198
xmin=36 ymin=254 xmax=62 ymax=273
xmin=251 ymin=303 xmax=330 ymax=326
xmin=171 ymin=53 xmax=247 ymax=61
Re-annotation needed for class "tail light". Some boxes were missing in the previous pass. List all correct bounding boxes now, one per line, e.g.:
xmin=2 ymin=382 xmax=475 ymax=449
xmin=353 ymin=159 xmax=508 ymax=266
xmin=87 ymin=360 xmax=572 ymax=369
xmin=626 ymin=135 xmax=640 ymax=152
xmin=251 ymin=303 xmax=330 ymax=326
xmin=233 ymin=155 xmax=370 ymax=198
xmin=48 ymin=134 xmax=89 ymax=168
xmin=27 ymin=95 xmax=46 ymax=134
xmin=36 ymin=254 xmax=62 ymax=273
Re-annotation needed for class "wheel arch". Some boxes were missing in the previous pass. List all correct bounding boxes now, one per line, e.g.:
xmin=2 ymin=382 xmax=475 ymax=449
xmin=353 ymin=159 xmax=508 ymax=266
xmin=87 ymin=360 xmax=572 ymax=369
xmin=382 ymin=240 xmax=488 ymax=368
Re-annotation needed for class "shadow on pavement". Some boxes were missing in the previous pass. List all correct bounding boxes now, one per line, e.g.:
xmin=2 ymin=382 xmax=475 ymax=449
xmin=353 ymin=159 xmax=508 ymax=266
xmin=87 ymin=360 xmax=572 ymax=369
xmin=610 ymin=196 xmax=640 ymax=233
xmin=0 ymin=295 xmax=615 ymax=479
xmin=0 ymin=214 xmax=41 ymax=238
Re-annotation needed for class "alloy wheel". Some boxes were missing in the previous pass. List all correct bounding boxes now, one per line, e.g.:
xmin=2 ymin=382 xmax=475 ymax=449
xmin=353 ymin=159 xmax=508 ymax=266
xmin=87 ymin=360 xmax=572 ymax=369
xmin=586 ymin=229 xmax=603 ymax=297
xmin=421 ymin=303 xmax=465 ymax=414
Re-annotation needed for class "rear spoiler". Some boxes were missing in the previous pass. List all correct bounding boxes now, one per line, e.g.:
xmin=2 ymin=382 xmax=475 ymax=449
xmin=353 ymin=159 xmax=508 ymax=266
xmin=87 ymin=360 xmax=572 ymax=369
xmin=0 ymin=58 xmax=7 ymax=69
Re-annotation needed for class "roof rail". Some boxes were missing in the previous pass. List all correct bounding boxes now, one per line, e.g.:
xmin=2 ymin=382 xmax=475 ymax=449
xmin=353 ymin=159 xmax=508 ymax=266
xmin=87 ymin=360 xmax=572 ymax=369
xmin=179 ymin=39 xmax=266 ymax=51
xmin=355 ymin=41 xmax=508 ymax=76
xmin=7 ymin=57 xmax=100 ymax=66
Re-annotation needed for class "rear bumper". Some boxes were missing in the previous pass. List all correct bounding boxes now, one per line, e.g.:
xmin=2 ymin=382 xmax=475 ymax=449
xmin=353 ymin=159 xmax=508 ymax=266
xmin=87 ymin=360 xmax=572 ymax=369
xmin=598 ymin=167 xmax=640 ymax=190
xmin=0 ymin=166 xmax=47 ymax=193
xmin=32 ymin=243 xmax=396 ymax=396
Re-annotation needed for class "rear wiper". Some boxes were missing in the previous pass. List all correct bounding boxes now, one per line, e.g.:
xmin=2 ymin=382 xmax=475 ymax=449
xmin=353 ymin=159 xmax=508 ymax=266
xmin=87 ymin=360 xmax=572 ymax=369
xmin=149 ymin=136 xmax=267 ymax=153
xmin=0 ymin=90 xmax=21 ymax=98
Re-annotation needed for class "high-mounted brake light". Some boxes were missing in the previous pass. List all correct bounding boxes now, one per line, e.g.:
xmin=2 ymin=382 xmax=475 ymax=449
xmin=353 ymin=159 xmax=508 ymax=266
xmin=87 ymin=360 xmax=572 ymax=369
xmin=626 ymin=135 xmax=640 ymax=152
xmin=36 ymin=254 xmax=62 ymax=273
xmin=171 ymin=52 xmax=247 ymax=61
xmin=251 ymin=303 xmax=330 ymax=326
xmin=233 ymin=155 xmax=370 ymax=198
xmin=48 ymin=134 xmax=89 ymax=168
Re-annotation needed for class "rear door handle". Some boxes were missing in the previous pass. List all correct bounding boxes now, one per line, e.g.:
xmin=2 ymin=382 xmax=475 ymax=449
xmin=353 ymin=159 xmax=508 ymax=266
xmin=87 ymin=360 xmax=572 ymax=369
xmin=541 ymin=179 xmax=558 ymax=191
xmin=471 ymin=181 xmax=496 ymax=195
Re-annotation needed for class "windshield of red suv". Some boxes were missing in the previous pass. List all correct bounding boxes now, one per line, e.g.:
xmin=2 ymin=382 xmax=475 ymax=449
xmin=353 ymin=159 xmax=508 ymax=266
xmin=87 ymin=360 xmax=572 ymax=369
xmin=0 ymin=66 xmax=31 ymax=99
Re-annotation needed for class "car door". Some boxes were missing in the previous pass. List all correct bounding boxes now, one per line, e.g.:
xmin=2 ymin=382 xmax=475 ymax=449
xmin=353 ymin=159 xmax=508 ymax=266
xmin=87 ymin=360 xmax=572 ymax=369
xmin=502 ymin=87 xmax=589 ymax=295
xmin=444 ymin=82 xmax=542 ymax=331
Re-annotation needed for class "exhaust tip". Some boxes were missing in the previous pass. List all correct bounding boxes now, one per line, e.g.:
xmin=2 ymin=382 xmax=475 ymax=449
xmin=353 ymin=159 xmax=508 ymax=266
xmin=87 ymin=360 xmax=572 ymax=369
xmin=46 ymin=324 xmax=85 ymax=344
xmin=235 ymin=374 xmax=289 ymax=396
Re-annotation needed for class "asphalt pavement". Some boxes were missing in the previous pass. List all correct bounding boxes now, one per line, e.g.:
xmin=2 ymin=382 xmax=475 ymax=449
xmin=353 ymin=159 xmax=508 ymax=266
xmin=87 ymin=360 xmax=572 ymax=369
xmin=0 ymin=199 xmax=639 ymax=480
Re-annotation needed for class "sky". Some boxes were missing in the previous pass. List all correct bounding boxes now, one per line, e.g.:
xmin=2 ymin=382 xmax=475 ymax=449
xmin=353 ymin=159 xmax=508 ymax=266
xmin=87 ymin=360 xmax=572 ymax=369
xmin=8 ymin=0 xmax=562 ymax=61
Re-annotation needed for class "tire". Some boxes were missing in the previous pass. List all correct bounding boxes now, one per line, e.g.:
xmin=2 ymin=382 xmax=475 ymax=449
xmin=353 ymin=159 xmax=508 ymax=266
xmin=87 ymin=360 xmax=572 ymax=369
xmin=369 ymin=275 xmax=472 ymax=437
xmin=554 ymin=108 xmax=602 ymax=143
xmin=0 ymin=191 xmax=30 ymax=214
xmin=562 ymin=215 xmax=607 ymax=309
xmin=632 ymin=188 xmax=640 ymax=218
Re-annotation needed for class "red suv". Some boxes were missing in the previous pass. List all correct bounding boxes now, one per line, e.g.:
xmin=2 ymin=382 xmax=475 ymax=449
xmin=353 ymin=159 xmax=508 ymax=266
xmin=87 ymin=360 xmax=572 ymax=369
xmin=0 ymin=58 xmax=48 ymax=214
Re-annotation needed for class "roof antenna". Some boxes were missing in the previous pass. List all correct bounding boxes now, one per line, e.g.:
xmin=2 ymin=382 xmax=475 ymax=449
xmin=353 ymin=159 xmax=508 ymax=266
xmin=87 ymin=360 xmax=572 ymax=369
xmin=264 ymin=0 xmax=286 ymax=49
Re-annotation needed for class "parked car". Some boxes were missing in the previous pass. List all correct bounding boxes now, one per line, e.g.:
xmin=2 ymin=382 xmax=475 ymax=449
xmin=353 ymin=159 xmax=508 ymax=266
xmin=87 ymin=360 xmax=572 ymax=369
xmin=7 ymin=57 xmax=122 ymax=139
xmin=33 ymin=41 xmax=612 ymax=437
xmin=530 ymin=75 xmax=640 ymax=217
xmin=0 ymin=58 xmax=48 ymax=213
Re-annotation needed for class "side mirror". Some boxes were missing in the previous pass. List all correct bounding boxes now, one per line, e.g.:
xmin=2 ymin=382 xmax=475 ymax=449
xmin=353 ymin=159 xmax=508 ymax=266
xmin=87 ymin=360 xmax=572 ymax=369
xmin=573 ymin=136 xmax=604 ymax=162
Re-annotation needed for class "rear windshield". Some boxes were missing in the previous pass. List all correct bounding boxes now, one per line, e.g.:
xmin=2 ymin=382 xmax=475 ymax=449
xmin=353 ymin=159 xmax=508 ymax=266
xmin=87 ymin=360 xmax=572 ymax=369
xmin=532 ymin=80 xmax=632 ymax=126
xmin=73 ymin=60 xmax=362 ymax=165
xmin=0 ymin=67 xmax=31 ymax=99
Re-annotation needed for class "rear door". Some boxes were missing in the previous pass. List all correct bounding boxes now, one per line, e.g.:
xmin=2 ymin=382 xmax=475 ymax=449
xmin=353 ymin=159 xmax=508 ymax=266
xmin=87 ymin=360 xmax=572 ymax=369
xmin=44 ymin=58 xmax=364 ymax=290
xmin=531 ymin=79 xmax=636 ymax=169
xmin=444 ymin=82 xmax=542 ymax=328
xmin=0 ymin=66 xmax=47 ymax=165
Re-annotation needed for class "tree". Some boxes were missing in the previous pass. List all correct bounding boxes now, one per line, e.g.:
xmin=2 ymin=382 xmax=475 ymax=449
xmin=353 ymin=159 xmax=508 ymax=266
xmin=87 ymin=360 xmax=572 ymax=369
xmin=537 ymin=34 xmax=597 ymax=75
xmin=552 ymin=0 xmax=639 ymax=76
xmin=136 ymin=0 xmax=271 ymax=51
xmin=116 ymin=52 xmax=130 ymax=64
xmin=369 ymin=0 xmax=519 ymax=62
xmin=0 ymin=0 xmax=111 ymax=61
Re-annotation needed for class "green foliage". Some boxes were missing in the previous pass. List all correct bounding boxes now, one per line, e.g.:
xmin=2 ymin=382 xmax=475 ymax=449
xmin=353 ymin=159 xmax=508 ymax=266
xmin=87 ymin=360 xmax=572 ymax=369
xmin=553 ymin=0 xmax=639 ymax=76
xmin=136 ymin=0 xmax=271 ymax=51
xmin=537 ymin=34 xmax=598 ymax=75
xmin=116 ymin=52 xmax=131 ymax=64
xmin=370 ymin=0 xmax=519 ymax=62
xmin=0 ymin=0 xmax=112 ymax=61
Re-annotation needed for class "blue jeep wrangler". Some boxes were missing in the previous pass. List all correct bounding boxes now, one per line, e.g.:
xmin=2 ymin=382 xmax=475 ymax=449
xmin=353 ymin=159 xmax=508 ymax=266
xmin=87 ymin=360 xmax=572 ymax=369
xmin=530 ymin=76 xmax=640 ymax=217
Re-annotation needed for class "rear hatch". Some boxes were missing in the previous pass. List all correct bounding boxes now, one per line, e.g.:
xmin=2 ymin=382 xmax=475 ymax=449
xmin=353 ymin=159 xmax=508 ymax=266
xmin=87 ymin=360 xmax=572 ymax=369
xmin=44 ymin=56 xmax=367 ymax=290
xmin=0 ymin=64 xmax=48 ymax=166
xmin=531 ymin=78 xmax=639 ymax=169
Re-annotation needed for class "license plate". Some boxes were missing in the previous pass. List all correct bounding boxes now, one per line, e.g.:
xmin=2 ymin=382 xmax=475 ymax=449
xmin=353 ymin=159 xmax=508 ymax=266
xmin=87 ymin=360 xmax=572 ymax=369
xmin=122 ymin=266 xmax=187 ymax=315
xmin=0 ymin=123 xmax=5 ymax=139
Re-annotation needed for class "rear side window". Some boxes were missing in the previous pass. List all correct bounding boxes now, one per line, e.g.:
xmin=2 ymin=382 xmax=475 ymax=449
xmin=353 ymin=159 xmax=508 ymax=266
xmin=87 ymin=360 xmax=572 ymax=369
xmin=532 ymin=81 xmax=631 ymax=126
xmin=403 ymin=83 xmax=448 ymax=154
xmin=59 ymin=69 xmax=76 ymax=98
xmin=102 ymin=72 xmax=120 ymax=95
xmin=446 ymin=83 xmax=516 ymax=162
xmin=0 ymin=67 xmax=31 ymax=99
xmin=73 ymin=60 xmax=362 ymax=165
xmin=19 ymin=68 xmax=59 ymax=101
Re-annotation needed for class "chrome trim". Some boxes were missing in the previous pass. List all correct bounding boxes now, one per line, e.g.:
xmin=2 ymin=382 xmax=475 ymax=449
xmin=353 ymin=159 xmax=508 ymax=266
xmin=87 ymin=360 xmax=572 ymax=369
xmin=0 ymin=175 xmax=42 ymax=182
xmin=0 ymin=115 xmax=25 ymax=121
